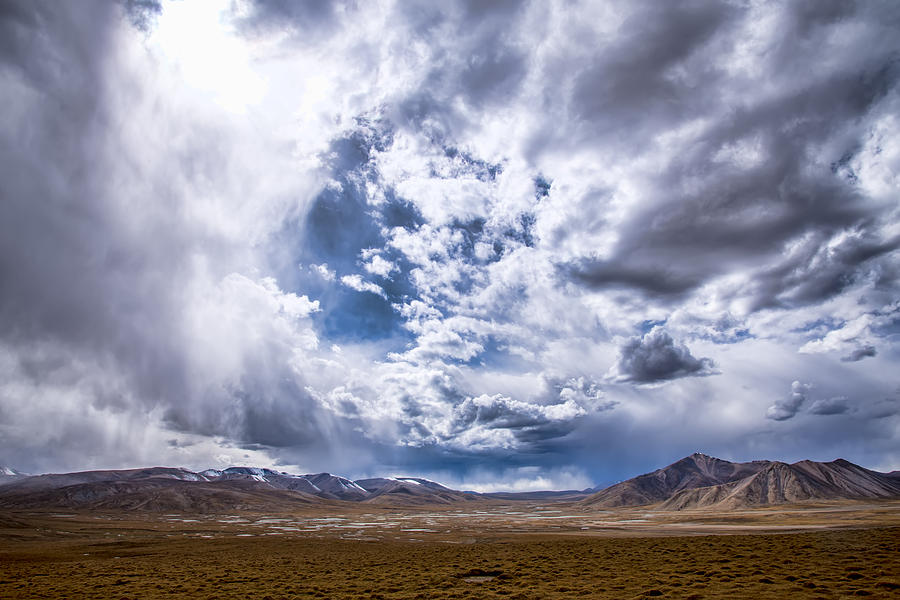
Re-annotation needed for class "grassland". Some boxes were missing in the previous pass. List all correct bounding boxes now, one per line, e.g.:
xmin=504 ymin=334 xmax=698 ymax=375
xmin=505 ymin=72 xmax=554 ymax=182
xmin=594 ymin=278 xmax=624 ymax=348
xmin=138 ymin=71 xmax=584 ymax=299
xmin=1 ymin=501 xmax=898 ymax=599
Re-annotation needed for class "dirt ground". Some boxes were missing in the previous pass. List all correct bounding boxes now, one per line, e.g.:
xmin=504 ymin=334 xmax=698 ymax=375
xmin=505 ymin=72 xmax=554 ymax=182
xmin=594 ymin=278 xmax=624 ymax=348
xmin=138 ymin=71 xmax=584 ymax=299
xmin=1 ymin=502 xmax=898 ymax=599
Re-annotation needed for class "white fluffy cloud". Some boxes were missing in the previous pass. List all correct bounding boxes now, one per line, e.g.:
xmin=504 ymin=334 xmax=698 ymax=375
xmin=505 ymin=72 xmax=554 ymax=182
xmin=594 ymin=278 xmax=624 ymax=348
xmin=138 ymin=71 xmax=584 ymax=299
xmin=340 ymin=274 xmax=386 ymax=298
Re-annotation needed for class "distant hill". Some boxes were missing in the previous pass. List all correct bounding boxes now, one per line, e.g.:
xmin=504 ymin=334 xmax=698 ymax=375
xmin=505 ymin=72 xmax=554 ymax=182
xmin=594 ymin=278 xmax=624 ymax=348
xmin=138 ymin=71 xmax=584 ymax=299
xmin=356 ymin=477 xmax=478 ymax=505
xmin=482 ymin=489 xmax=594 ymax=501
xmin=581 ymin=454 xmax=900 ymax=510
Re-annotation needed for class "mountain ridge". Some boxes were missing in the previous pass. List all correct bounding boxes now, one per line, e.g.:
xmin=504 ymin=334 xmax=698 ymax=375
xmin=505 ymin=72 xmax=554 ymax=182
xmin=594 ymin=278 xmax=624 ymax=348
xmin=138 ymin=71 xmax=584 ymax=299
xmin=0 ymin=465 xmax=478 ymax=510
xmin=2 ymin=455 xmax=898 ymax=512
xmin=580 ymin=454 xmax=900 ymax=510
xmin=660 ymin=458 xmax=900 ymax=510
xmin=580 ymin=453 xmax=769 ymax=508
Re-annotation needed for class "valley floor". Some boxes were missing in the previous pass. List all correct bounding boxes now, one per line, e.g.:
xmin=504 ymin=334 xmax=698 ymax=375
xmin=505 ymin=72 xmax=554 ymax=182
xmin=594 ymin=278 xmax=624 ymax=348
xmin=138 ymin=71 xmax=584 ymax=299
xmin=0 ymin=501 xmax=898 ymax=599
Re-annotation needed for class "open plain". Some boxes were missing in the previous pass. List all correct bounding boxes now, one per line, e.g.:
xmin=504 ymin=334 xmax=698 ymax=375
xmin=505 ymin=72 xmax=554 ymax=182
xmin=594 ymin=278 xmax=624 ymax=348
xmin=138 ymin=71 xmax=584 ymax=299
xmin=1 ymin=501 xmax=898 ymax=599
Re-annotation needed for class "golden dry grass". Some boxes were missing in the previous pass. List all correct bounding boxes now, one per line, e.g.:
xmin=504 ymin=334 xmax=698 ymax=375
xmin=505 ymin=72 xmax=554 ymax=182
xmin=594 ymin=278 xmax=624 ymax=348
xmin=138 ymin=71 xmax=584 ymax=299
xmin=0 ymin=503 xmax=897 ymax=599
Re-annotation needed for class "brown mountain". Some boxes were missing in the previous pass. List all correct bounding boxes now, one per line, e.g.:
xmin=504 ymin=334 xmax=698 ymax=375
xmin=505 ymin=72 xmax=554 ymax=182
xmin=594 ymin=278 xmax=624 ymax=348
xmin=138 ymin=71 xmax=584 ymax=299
xmin=0 ymin=478 xmax=326 ymax=513
xmin=580 ymin=453 xmax=768 ymax=508
xmin=0 ymin=467 xmax=209 ymax=494
xmin=0 ymin=467 xmax=474 ymax=511
xmin=660 ymin=458 xmax=900 ymax=510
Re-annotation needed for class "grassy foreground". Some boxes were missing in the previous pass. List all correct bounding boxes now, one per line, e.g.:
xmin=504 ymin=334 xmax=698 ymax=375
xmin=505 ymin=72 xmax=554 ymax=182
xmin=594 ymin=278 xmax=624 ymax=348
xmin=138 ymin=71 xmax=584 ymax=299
xmin=0 ymin=508 xmax=897 ymax=599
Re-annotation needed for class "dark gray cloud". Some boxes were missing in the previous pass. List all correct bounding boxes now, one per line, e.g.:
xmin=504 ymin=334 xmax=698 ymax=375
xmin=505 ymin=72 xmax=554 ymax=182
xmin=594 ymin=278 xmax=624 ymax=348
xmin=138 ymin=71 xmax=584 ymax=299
xmin=570 ymin=1 xmax=736 ymax=144
xmin=569 ymin=262 xmax=701 ymax=298
xmin=766 ymin=381 xmax=811 ymax=421
xmin=610 ymin=328 xmax=716 ymax=384
xmin=0 ymin=1 xmax=155 ymax=353
xmin=842 ymin=345 xmax=877 ymax=362
xmin=0 ymin=10 xmax=149 ymax=382
xmin=570 ymin=77 xmax=899 ymax=309
xmin=808 ymin=396 xmax=852 ymax=416
xmin=740 ymin=232 xmax=899 ymax=312
xmin=559 ymin=2 xmax=900 ymax=313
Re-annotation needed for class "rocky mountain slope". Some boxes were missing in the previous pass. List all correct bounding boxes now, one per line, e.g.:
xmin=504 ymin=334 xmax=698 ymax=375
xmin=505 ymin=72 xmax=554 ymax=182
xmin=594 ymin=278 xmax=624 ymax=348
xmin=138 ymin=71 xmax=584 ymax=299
xmin=660 ymin=458 xmax=900 ymax=510
xmin=580 ymin=454 xmax=900 ymax=510
xmin=580 ymin=453 xmax=768 ymax=507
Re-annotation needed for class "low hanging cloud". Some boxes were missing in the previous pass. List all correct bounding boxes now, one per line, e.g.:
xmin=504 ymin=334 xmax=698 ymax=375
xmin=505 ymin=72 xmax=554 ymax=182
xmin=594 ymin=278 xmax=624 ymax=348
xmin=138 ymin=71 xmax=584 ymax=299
xmin=608 ymin=328 xmax=716 ymax=384
xmin=766 ymin=381 xmax=812 ymax=421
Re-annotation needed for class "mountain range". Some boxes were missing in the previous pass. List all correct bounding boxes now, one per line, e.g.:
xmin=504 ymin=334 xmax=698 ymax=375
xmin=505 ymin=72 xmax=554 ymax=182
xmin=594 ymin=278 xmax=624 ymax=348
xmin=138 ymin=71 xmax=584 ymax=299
xmin=580 ymin=453 xmax=900 ymax=510
xmin=1 ymin=454 xmax=898 ymax=512
xmin=0 ymin=466 xmax=478 ymax=511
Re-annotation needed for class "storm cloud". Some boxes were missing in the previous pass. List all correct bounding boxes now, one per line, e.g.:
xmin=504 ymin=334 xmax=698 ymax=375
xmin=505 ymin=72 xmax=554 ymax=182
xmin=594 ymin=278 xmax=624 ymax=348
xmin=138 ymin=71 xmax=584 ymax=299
xmin=1 ymin=0 xmax=898 ymax=486
xmin=609 ymin=329 xmax=716 ymax=384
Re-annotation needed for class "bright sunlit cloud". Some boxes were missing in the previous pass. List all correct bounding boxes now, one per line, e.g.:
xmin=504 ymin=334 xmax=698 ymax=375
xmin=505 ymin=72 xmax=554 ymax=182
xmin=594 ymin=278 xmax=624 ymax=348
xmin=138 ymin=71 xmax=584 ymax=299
xmin=150 ymin=0 xmax=266 ymax=113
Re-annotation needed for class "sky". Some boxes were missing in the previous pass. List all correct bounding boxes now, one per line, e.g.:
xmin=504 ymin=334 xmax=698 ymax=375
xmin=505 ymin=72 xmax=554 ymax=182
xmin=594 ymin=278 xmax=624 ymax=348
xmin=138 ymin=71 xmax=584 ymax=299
xmin=0 ymin=0 xmax=898 ymax=491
